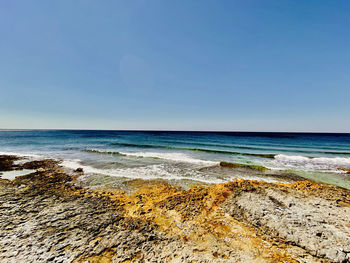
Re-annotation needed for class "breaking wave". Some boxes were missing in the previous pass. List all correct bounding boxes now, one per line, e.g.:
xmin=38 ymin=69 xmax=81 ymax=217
xmin=0 ymin=151 xmax=43 ymax=159
xmin=84 ymin=149 xmax=217 ymax=165
xmin=109 ymin=142 xmax=350 ymax=156
xmin=272 ymin=154 xmax=350 ymax=172
xmin=85 ymin=147 xmax=275 ymax=159
xmin=61 ymin=159 xmax=223 ymax=184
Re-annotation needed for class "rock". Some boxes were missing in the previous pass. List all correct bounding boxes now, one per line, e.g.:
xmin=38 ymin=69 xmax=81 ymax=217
xmin=22 ymin=159 xmax=58 ymax=170
xmin=74 ymin=168 xmax=83 ymax=173
xmin=0 ymin=155 xmax=21 ymax=171
xmin=219 ymin=161 xmax=268 ymax=171
xmin=0 ymin=160 xmax=350 ymax=262
xmin=223 ymin=180 xmax=350 ymax=262
xmin=340 ymin=168 xmax=350 ymax=174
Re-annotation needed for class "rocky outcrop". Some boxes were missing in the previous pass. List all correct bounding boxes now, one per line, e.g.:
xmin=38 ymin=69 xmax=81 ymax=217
xmin=22 ymin=159 xmax=59 ymax=170
xmin=0 ymin=155 xmax=350 ymax=262
xmin=74 ymin=168 xmax=83 ymax=173
xmin=0 ymin=172 xmax=176 ymax=263
xmin=0 ymin=155 xmax=21 ymax=171
xmin=222 ymin=180 xmax=350 ymax=262
xmin=219 ymin=161 xmax=268 ymax=171
xmin=340 ymin=168 xmax=350 ymax=174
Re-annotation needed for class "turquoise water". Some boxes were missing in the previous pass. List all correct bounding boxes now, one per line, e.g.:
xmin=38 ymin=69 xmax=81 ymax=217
xmin=1 ymin=130 xmax=350 ymax=188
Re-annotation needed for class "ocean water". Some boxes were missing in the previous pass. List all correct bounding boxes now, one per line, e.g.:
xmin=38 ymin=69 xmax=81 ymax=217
xmin=1 ymin=130 xmax=350 ymax=189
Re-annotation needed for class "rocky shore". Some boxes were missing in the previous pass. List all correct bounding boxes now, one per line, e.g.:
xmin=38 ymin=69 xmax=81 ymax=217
xmin=0 ymin=155 xmax=350 ymax=262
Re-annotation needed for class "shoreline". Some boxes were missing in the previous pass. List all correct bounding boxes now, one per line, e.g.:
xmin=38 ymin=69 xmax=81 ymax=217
xmin=0 ymin=155 xmax=350 ymax=262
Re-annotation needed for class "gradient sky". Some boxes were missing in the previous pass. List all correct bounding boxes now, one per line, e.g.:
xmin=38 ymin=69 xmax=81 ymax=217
xmin=0 ymin=0 xmax=349 ymax=132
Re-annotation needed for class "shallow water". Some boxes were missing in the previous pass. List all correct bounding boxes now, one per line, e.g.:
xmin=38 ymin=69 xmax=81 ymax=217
xmin=0 ymin=130 xmax=350 ymax=189
xmin=0 ymin=169 xmax=34 ymax=180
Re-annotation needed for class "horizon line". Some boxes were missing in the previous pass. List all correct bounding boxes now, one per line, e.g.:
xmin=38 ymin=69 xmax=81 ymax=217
xmin=0 ymin=128 xmax=349 ymax=134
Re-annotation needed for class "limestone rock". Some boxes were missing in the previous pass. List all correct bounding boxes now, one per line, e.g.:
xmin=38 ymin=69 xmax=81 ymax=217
xmin=0 ymin=159 xmax=350 ymax=262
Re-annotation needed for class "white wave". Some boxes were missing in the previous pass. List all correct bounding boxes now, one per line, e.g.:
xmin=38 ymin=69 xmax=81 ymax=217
xmin=61 ymin=159 xmax=86 ymax=171
xmin=61 ymin=159 xmax=223 ymax=184
xmin=118 ymin=151 xmax=218 ymax=165
xmin=0 ymin=151 xmax=43 ymax=159
xmin=0 ymin=151 xmax=45 ymax=165
xmin=61 ymin=159 xmax=285 ymax=184
xmin=271 ymin=154 xmax=350 ymax=172
xmin=274 ymin=154 xmax=350 ymax=166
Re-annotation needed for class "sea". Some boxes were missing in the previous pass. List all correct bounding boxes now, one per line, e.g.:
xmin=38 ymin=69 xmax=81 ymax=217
xmin=1 ymin=130 xmax=350 ymax=189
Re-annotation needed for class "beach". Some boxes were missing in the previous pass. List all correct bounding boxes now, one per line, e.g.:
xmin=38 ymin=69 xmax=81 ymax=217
xmin=0 ymin=154 xmax=350 ymax=262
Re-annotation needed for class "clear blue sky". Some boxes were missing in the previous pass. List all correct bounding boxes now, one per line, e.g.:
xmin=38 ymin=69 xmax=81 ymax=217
xmin=1 ymin=0 xmax=349 ymax=132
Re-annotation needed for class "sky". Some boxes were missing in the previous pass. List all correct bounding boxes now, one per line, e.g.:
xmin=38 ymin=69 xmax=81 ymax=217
xmin=0 ymin=0 xmax=349 ymax=132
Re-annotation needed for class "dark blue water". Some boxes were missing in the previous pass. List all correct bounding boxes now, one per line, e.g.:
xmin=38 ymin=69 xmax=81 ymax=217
xmin=1 ymin=130 xmax=350 ymax=188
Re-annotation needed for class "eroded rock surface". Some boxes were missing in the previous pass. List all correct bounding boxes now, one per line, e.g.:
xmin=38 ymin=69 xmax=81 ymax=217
xmin=223 ymin=181 xmax=350 ymax=262
xmin=0 ymin=155 xmax=21 ymax=171
xmin=0 ymin=155 xmax=350 ymax=263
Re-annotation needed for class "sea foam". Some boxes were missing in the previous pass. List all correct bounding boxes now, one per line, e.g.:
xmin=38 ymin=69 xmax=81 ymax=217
xmin=61 ymin=159 xmax=223 ymax=184
xmin=118 ymin=151 xmax=218 ymax=165
xmin=0 ymin=151 xmax=43 ymax=159
xmin=272 ymin=154 xmax=350 ymax=172
xmin=85 ymin=149 xmax=218 ymax=165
